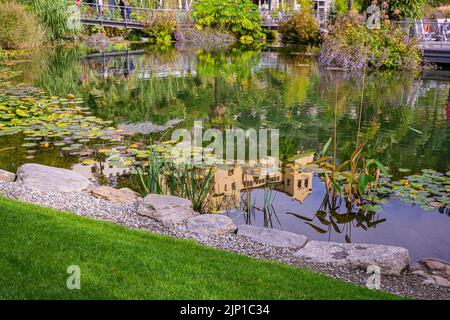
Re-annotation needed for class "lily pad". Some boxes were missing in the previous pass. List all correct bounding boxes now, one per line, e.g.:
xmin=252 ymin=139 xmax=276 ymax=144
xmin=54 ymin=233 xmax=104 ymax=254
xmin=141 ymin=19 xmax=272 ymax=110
xmin=21 ymin=142 xmax=36 ymax=148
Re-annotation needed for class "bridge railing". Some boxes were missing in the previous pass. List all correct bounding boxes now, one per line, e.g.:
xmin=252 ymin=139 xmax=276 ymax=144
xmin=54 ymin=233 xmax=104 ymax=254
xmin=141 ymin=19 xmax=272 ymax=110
xmin=77 ymin=2 xmax=193 ymax=26
xmin=394 ymin=20 xmax=450 ymax=48
xmin=259 ymin=10 xmax=291 ymax=26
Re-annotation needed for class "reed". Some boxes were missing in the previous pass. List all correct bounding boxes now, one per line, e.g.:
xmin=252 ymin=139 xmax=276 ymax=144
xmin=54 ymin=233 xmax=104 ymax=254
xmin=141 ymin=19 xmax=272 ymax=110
xmin=313 ymin=139 xmax=388 ymax=209
xmin=136 ymin=149 xmax=215 ymax=213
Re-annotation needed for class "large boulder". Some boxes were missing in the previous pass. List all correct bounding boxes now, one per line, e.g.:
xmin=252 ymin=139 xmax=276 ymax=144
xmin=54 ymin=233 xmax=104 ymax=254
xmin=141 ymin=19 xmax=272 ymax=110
xmin=91 ymin=186 xmax=142 ymax=204
xmin=0 ymin=169 xmax=15 ymax=182
xmin=85 ymin=32 xmax=110 ymax=51
xmin=186 ymin=214 xmax=237 ymax=236
xmin=294 ymin=241 xmax=410 ymax=275
xmin=237 ymin=225 xmax=307 ymax=249
xmin=137 ymin=194 xmax=194 ymax=226
xmin=16 ymin=163 xmax=94 ymax=193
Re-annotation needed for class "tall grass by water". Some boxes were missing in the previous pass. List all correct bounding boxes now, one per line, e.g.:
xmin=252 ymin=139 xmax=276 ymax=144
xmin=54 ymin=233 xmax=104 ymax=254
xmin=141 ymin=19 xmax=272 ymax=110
xmin=136 ymin=149 xmax=215 ymax=213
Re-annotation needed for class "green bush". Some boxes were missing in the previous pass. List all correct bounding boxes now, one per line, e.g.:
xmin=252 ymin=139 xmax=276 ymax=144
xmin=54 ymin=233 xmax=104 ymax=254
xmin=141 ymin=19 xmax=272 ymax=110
xmin=390 ymin=0 xmax=426 ymax=19
xmin=318 ymin=14 xmax=421 ymax=70
xmin=142 ymin=11 xmax=177 ymax=45
xmin=279 ymin=9 xmax=320 ymax=44
xmin=20 ymin=0 xmax=79 ymax=41
xmin=192 ymin=0 xmax=265 ymax=43
xmin=333 ymin=0 xmax=350 ymax=14
xmin=0 ymin=1 xmax=44 ymax=49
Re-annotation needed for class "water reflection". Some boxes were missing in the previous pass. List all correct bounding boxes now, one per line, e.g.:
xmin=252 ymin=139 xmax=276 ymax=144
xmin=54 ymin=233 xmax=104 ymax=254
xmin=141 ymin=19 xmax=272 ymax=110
xmin=286 ymin=191 xmax=387 ymax=243
xmin=2 ymin=45 xmax=449 ymax=262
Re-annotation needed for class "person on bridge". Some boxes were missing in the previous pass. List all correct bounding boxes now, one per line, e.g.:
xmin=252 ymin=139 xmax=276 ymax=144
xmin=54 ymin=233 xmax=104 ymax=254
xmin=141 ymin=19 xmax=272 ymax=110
xmin=125 ymin=0 xmax=132 ymax=21
xmin=119 ymin=0 xmax=124 ymax=20
xmin=108 ymin=0 xmax=116 ymax=19
xmin=119 ymin=0 xmax=131 ymax=21
xmin=96 ymin=0 xmax=104 ymax=18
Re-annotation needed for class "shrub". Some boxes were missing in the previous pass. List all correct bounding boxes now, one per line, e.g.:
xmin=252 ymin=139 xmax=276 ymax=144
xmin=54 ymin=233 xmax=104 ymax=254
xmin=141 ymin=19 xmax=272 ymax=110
xmin=318 ymin=14 xmax=421 ymax=71
xmin=19 ymin=0 xmax=78 ymax=41
xmin=174 ymin=28 xmax=236 ymax=50
xmin=192 ymin=0 xmax=265 ymax=43
xmin=425 ymin=5 xmax=450 ymax=19
xmin=0 ymin=1 xmax=44 ymax=49
xmin=142 ymin=11 xmax=177 ymax=45
xmin=390 ymin=0 xmax=426 ymax=19
xmin=332 ymin=0 xmax=349 ymax=14
xmin=279 ymin=9 xmax=320 ymax=44
xmin=368 ymin=27 xmax=421 ymax=69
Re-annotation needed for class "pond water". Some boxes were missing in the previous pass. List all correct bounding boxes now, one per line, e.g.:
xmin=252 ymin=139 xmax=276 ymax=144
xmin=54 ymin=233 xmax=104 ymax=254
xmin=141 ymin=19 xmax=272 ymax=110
xmin=1 ymin=44 xmax=449 ymax=263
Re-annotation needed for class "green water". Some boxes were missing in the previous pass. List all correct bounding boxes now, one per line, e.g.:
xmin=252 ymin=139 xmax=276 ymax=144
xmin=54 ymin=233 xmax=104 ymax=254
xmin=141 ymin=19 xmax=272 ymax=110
xmin=1 ymin=45 xmax=449 ymax=261
xmin=3 ymin=45 xmax=448 ymax=175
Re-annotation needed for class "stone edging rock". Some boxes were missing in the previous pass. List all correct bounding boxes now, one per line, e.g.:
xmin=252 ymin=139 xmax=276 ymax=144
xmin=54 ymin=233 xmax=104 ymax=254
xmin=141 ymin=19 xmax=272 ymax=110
xmin=237 ymin=224 xmax=308 ymax=249
xmin=294 ymin=241 xmax=410 ymax=276
xmin=0 ymin=169 xmax=15 ymax=183
xmin=137 ymin=194 xmax=195 ymax=227
xmin=16 ymin=163 xmax=94 ymax=193
xmin=412 ymin=258 xmax=450 ymax=287
xmin=185 ymin=214 xmax=237 ymax=236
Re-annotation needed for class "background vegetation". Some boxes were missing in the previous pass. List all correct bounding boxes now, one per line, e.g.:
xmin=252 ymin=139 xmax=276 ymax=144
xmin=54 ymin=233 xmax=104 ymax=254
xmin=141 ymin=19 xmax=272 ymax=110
xmin=279 ymin=0 xmax=320 ymax=44
xmin=19 ymin=0 xmax=79 ymax=41
xmin=319 ymin=14 xmax=421 ymax=70
xmin=0 ymin=1 xmax=44 ymax=50
xmin=192 ymin=0 xmax=265 ymax=44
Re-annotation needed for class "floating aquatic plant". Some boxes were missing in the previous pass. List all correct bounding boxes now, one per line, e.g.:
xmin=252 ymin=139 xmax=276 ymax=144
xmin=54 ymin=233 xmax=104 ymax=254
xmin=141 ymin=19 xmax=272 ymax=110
xmin=381 ymin=169 xmax=450 ymax=212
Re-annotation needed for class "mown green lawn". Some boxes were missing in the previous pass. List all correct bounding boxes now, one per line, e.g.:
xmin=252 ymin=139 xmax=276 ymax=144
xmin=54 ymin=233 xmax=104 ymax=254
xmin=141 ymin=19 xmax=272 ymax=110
xmin=0 ymin=196 xmax=402 ymax=299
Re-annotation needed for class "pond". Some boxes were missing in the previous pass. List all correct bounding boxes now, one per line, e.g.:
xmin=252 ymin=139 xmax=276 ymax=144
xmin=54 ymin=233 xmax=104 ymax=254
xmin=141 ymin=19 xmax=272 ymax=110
xmin=1 ymin=44 xmax=449 ymax=263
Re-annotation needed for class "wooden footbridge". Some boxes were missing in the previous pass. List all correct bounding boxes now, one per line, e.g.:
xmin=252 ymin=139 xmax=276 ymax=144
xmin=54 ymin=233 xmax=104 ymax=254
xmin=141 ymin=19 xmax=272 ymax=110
xmin=77 ymin=3 xmax=193 ymax=29
xmin=419 ymin=42 xmax=450 ymax=64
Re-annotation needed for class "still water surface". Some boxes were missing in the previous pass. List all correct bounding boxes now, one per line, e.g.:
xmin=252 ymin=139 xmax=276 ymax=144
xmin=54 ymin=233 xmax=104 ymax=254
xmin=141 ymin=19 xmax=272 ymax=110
xmin=1 ymin=45 xmax=449 ymax=262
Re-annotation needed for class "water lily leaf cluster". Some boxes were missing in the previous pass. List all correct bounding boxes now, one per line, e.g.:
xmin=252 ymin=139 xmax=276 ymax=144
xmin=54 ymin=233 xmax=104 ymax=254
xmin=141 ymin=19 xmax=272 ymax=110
xmin=0 ymin=92 xmax=126 ymax=157
xmin=381 ymin=169 xmax=450 ymax=211
xmin=311 ymin=140 xmax=449 ymax=214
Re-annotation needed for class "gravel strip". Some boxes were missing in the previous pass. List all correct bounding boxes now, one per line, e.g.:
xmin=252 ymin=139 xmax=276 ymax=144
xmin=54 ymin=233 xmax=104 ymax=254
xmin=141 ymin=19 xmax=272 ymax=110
xmin=1 ymin=181 xmax=449 ymax=300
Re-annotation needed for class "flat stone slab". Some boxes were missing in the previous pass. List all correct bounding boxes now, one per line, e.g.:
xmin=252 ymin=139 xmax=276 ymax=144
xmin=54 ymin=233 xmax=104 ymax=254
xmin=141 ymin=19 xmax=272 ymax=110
xmin=237 ymin=225 xmax=307 ymax=249
xmin=16 ymin=163 xmax=94 ymax=193
xmin=186 ymin=214 xmax=237 ymax=236
xmin=0 ymin=169 xmax=15 ymax=182
xmin=415 ymin=258 xmax=450 ymax=287
xmin=294 ymin=241 xmax=410 ymax=275
xmin=418 ymin=258 xmax=450 ymax=272
xmin=137 ymin=194 xmax=194 ymax=226
xmin=91 ymin=186 xmax=142 ymax=204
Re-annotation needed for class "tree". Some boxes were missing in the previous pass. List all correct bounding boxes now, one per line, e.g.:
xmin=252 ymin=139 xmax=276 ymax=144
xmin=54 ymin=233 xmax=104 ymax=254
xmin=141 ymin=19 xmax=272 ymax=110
xmin=390 ymin=0 xmax=426 ymax=19
xmin=192 ymin=0 xmax=265 ymax=43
